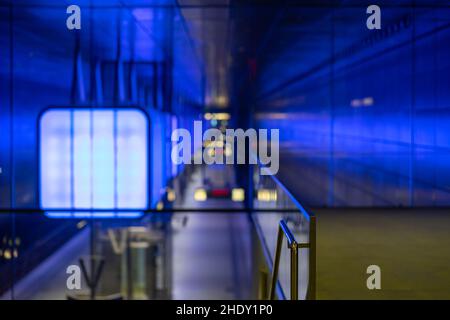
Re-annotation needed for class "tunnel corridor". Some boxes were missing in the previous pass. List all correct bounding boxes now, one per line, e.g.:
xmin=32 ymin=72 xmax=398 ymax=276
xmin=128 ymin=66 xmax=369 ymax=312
xmin=1 ymin=0 xmax=450 ymax=302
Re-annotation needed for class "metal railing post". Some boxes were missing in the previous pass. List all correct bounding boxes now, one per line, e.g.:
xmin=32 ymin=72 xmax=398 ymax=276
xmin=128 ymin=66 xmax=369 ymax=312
xmin=306 ymin=216 xmax=316 ymax=300
xmin=290 ymin=242 xmax=298 ymax=300
xmin=268 ymin=219 xmax=315 ymax=301
xmin=258 ymin=269 xmax=268 ymax=300
xmin=268 ymin=223 xmax=284 ymax=300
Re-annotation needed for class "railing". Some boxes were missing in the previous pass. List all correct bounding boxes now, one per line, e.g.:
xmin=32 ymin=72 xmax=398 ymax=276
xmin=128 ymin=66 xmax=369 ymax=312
xmin=252 ymin=161 xmax=317 ymax=300
xmin=268 ymin=219 xmax=316 ymax=300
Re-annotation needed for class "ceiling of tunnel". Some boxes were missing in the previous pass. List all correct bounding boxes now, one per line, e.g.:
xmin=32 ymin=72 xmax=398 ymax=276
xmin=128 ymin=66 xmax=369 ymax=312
xmin=178 ymin=0 xmax=231 ymax=109
xmin=4 ymin=0 xmax=448 ymax=111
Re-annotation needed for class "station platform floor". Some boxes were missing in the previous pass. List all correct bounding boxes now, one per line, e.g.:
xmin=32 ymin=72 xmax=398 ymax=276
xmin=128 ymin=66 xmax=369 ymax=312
xmin=314 ymin=207 xmax=450 ymax=299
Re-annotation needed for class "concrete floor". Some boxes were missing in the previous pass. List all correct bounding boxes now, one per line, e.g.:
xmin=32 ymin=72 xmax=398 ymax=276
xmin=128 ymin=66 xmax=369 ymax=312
xmin=315 ymin=208 xmax=450 ymax=299
xmin=172 ymin=165 xmax=253 ymax=299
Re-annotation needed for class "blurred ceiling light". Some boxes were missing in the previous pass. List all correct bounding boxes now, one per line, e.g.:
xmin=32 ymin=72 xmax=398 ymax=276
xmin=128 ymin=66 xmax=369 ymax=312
xmin=216 ymin=95 xmax=229 ymax=107
xmin=351 ymin=97 xmax=374 ymax=108
xmin=167 ymin=188 xmax=176 ymax=202
xmin=128 ymin=226 xmax=148 ymax=233
xmin=214 ymin=113 xmax=230 ymax=121
xmin=257 ymin=189 xmax=278 ymax=202
xmin=363 ymin=97 xmax=374 ymax=106
xmin=204 ymin=112 xmax=230 ymax=121
xmin=232 ymin=188 xmax=245 ymax=202
xmin=3 ymin=249 xmax=11 ymax=260
xmin=194 ymin=188 xmax=207 ymax=201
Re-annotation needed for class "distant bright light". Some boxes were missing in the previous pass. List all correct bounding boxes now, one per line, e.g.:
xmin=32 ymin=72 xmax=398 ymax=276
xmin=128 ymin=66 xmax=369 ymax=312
xmin=362 ymin=97 xmax=374 ymax=106
xmin=231 ymin=188 xmax=245 ymax=202
xmin=203 ymin=112 xmax=230 ymax=121
xmin=156 ymin=201 xmax=164 ymax=210
xmin=167 ymin=188 xmax=176 ymax=202
xmin=40 ymin=108 xmax=148 ymax=218
xmin=351 ymin=97 xmax=374 ymax=108
xmin=257 ymin=189 xmax=277 ymax=202
xmin=194 ymin=188 xmax=207 ymax=201
xmin=216 ymin=95 xmax=229 ymax=107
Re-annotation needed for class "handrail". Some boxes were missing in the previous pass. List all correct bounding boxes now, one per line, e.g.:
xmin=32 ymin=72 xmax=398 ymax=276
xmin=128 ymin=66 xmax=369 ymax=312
xmin=252 ymin=155 xmax=313 ymax=222
xmin=270 ymin=173 xmax=312 ymax=222
xmin=268 ymin=219 xmax=316 ymax=300
xmin=279 ymin=219 xmax=297 ymax=247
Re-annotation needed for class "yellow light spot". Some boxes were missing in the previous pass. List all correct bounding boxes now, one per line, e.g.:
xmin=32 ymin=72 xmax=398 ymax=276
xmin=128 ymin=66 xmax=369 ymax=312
xmin=257 ymin=189 xmax=278 ymax=202
xmin=4 ymin=249 xmax=11 ymax=260
xmin=231 ymin=188 xmax=245 ymax=202
xmin=156 ymin=201 xmax=164 ymax=210
xmin=363 ymin=96 xmax=374 ymax=106
xmin=194 ymin=188 xmax=207 ymax=202
xmin=167 ymin=189 xmax=176 ymax=202
xmin=204 ymin=112 xmax=230 ymax=121
xmin=214 ymin=113 xmax=230 ymax=121
xmin=216 ymin=95 xmax=228 ymax=107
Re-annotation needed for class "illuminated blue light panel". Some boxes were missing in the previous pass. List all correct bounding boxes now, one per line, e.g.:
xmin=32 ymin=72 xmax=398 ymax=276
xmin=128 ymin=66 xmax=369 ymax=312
xmin=40 ymin=108 xmax=148 ymax=218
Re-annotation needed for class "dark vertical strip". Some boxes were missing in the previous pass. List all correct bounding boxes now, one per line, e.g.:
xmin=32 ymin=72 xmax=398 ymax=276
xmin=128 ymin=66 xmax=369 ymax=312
xmin=328 ymin=5 xmax=335 ymax=207
xmin=115 ymin=9 xmax=123 ymax=104
xmin=167 ymin=7 xmax=174 ymax=114
xmin=161 ymin=62 xmax=167 ymax=111
xmin=9 ymin=3 xmax=16 ymax=300
xmin=89 ymin=3 xmax=95 ymax=105
xmin=409 ymin=1 xmax=416 ymax=206
xmin=153 ymin=63 xmax=158 ymax=108
xmin=432 ymin=7 xmax=438 ymax=205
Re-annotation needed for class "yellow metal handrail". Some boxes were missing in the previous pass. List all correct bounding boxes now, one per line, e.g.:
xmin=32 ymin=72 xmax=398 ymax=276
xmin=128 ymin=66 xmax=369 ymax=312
xmin=268 ymin=217 xmax=316 ymax=300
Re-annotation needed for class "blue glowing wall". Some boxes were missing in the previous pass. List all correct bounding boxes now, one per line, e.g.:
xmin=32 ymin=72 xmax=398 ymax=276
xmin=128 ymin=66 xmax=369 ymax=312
xmin=39 ymin=108 xmax=148 ymax=216
xmin=252 ymin=5 xmax=450 ymax=207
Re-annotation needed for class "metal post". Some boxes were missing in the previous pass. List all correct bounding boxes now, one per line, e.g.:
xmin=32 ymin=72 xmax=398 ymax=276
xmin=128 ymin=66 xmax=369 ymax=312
xmin=126 ymin=232 xmax=133 ymax=300
xmin=307 ymin=216 xmax=317 ymax=300
xmin=290 ymin=243 xmax=298 ymax=300
xmin=268 ymin=224 xmax=283 ymax=300
xmin=258 ymin=269 xmax=268 ymax=300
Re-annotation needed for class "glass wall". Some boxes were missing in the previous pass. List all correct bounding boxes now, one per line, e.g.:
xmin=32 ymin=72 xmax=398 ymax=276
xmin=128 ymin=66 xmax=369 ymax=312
xmin=254 ymin=1 xmax=450 ymax=207
xmin=0 ymin=1 xmax=203 ymax=298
